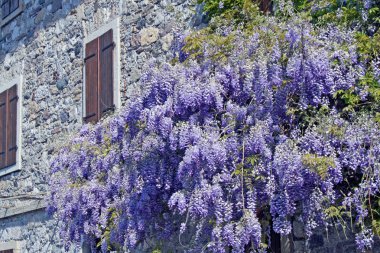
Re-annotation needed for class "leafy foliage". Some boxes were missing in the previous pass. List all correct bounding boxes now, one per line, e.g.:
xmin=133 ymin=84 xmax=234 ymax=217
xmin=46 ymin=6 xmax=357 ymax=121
xmin=301 ymin=154 xmax=335 ymax=179
xmin=197 ymin=0 xmax=262 ymax=22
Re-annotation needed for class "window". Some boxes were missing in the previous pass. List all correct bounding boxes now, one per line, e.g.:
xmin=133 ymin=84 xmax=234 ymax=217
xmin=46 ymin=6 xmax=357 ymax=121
xmin=0 ymin=250 xmax=13 ymax=253
xmin=0 ymin=85 xmax=18 ymax=170
xmin=83 ymin=29 xmax=115 ymax=124
xmin=1 ymin=0 xmax=18 ymax=19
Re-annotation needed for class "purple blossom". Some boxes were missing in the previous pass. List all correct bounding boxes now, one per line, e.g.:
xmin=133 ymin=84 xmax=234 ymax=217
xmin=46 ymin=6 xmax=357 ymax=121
xmin=355 ymin=229 xmax=374 ymax=251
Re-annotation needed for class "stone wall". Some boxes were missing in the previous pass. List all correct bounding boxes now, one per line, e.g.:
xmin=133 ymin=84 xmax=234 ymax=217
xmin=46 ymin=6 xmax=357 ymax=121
xmin=0 ymin=209 xmax=66 ymax=252
xmin=291 ymin=219 xmax=380 ymax=253
xmin=0 ymin=0 xmax=200 ymax=251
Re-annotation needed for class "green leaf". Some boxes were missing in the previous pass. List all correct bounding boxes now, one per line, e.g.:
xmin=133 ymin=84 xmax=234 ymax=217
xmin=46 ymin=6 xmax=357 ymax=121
xmin=302 ymin=153 xmax=335 ymax=179
xmin=372 ymin=219 xmax=380 ymax=236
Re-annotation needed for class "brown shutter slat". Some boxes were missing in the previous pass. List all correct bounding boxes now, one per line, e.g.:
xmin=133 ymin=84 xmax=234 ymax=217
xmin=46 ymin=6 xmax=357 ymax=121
xmin=99 ymin=29 xmax=114 ymax=118
xmin=10 ymin=0 xmax=18 ymax=12
xmin=0 ymin=91 xmax=6 ymax=169
xmin=6 ymin=85 xmax=17 ymax=167
xmin=84 ymin=38 xmax=99 ymax=123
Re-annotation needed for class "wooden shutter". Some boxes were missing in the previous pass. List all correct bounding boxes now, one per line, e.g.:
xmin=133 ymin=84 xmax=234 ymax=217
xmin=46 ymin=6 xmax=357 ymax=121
xmin=0 ymin=85 xmax=17 ymax=169
xmin=0 ymin=90 xmax=6 ymax=169
xmin=84 ymin=38 xmax=99 ymax=123
xmin=10 ymin=0 xmax=18 ymax=12
xmin=7 ymin=85 xmax=17 ymax=167
xmin=99 ymin=29 xmax=114 ymax=118
xmin=84 ymin=29 xmax=115 ymax=123
xmin=1 ymin=0 xmax=10 ymax=18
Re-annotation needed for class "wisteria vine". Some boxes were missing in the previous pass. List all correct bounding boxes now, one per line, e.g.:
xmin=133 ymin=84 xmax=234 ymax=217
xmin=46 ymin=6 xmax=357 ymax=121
xmin=48 ymin=8 xmax=380 ymax=253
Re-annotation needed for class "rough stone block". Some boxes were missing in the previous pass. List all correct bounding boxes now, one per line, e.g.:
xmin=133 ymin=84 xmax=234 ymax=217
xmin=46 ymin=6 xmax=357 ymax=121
xmin=311 ymin=247 xmax=334 ymax=253
xmin=140 ymin=27 xmax=160 ymax=46
xmin=373 ymin=237 xmax=380 ymax=253
xmin=335 ymin=240 xmax=356 ymax=252
xmin=293 ymin=240 xmax=306 ymax=252
xmin=56 ymin=78 xmax=68 ymax=90
xmin=293 ymin=220 xmax=305 ymax=239
xmin=51 ymin=0 xmax=62 ymax=13
xmin=59 ymin=111 xmax=69 ymax=123
xmin=309 ymin=234 xmax=324 ymax=249
xmin=161 ymin=33 xmax=173 ymax=51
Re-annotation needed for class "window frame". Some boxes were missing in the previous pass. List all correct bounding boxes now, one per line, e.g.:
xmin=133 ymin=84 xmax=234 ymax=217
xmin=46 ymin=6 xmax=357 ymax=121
xmin=0 ymin=76 xmax=22 ymax=177
xmin=82 ymin=17 xmax=121 ymax=124
xmin=0 ymin=0 xmax=24 ymax=28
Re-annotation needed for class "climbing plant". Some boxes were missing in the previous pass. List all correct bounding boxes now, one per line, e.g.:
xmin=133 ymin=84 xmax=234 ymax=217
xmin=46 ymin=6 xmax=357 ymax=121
xmin=48 ymin=1 xmax=380 ymax=252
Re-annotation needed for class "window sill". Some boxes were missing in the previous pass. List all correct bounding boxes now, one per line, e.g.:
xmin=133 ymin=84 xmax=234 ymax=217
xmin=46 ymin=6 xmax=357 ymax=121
xmin=0 ymin=241 xmax=22 ymax=253
xmin=1 ymin=4 xmax=24 ymax=28
xmin=0 ymin=163 xmax=20 ymax=177
xmin=0 ymin=199 xmax=46 ymax=219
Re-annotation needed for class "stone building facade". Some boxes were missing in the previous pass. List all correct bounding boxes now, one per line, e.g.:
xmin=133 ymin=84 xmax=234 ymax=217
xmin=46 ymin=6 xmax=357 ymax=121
xmin=0 ymin=0 xmax=379 ymax=253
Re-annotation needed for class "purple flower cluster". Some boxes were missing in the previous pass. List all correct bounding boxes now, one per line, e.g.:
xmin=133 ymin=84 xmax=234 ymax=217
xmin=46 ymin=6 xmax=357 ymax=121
xmin=48 ymin=15 xmax=380 ymax=253
xmin=356 ymin=229 xmax=374 ymax=251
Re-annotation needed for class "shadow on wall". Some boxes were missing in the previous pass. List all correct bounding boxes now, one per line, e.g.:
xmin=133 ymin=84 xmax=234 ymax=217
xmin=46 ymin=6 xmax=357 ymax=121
xmin=0 ymin=0 xmax=85 ymax=62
